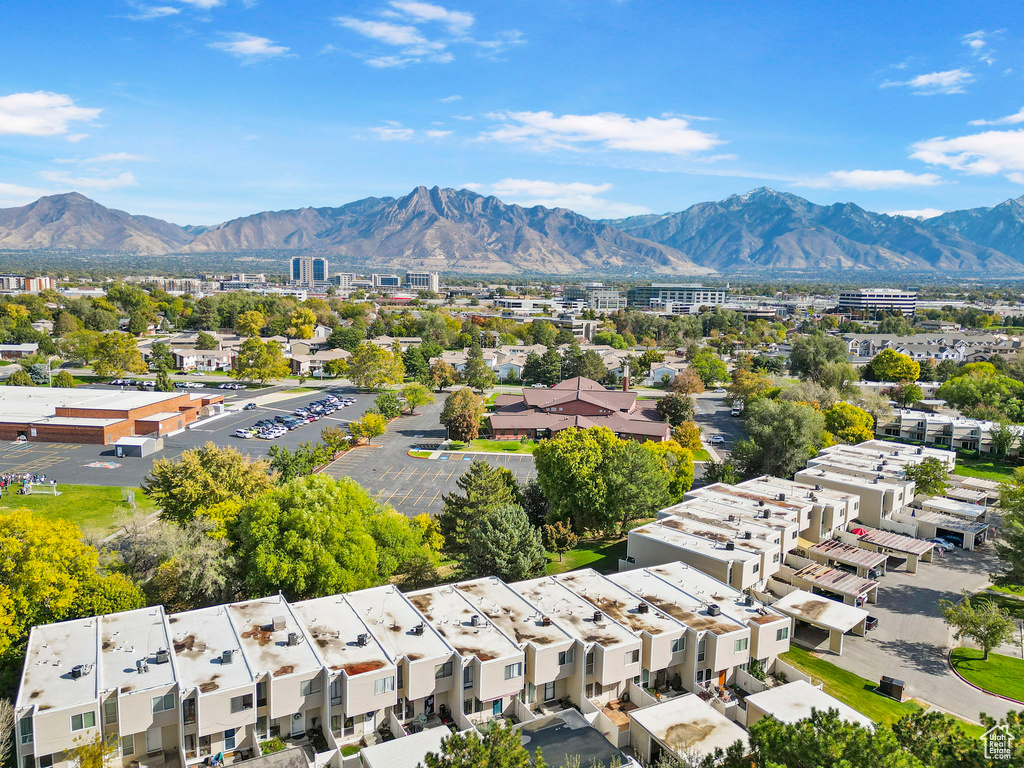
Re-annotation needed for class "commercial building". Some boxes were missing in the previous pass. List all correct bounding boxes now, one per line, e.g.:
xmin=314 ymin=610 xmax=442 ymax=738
xmin=0 ymin=275 xmax=53 ymax=292
xmin=626 ymin=284 xmax=728 ymax=310
xmin=0 ymin=386 xmax=223 ymax=445
xmin=563 ymin=285 xmax=627 ymax=312
xmin=405 ymin=271 xmax=440 ymax=293
xmin=290 ymin=257 xmax=328 ymax=288
xmin=372 ymin=274 xmax=401 ymax=290
xmin=837 ymin=288 xmax=917 ymax=316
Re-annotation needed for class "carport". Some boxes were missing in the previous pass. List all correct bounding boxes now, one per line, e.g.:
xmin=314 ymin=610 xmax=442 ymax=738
xmin=854 ymin=528 xmax=934 ymax=573
xmin=790 ymin=563 xmax=879 ymax=606
xmin=806 ymin=538 xmax=887 ymax=579
xmin=914 ymin=511 xmax=989 ymax=551
xmin=771 ymin=589 xmax=868 ymax=655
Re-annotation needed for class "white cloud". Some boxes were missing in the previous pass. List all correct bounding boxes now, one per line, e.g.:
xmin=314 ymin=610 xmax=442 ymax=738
xmin=800 ymin=169 xmax=943 ymax=190
xmin=177 ymin=0 xmax=224 ymax=8
xmin=911 ymin=129 xmax=1024 ymax=179
xmin=54 ymin=152 xmax=150 ymax=164
xmin=371 ymin=125 xmax=416 ymax=140
xmin=472 ymin=178 xmax=650 ymax=218
xmin=0 ymin=182 xmax=51 ymax=204
xmin=127 ymin=4 xmax=181 ymax=20
xmin=881 ymin=68 xmax=974 ymax=94
xmin=969 ymin=106 xmax=1024 ymax=126
xmin=440 ymin=94 xmax=462 ymax=103
xmin=336 ymin=18 xmax=429 ymax=46
xmin=209 ymin=33 xmax=291 ymax=60
xmin=963 ymin=30 xmax=996 ymax=65
xmin=0 ymin=92 xmax=101 ymax=138
xmin=366 ymin=55 xmax=417 ymax=68
xmin=481 ymin=111 xmax=722 ymax=156
xmin=884 ymin=208 xmax=946 ymax=219
xmin=388 ymin=1 xmax=474 ymax=33
xmin=425 ymin=129 xmax=452 ymax=138
xmin=40 ymin=170 xmax=138 ymax=190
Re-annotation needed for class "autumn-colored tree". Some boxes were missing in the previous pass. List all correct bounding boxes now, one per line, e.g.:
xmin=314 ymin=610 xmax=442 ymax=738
xmin=669 ymin=369 xmax=705 ymax=395
xmin=543 ymin=520 xmax=579 ymax=561
xmin=440 ymin=387 xmax=484 ymax=441
xmin=672 ymin=421 xmax=703 ymax=451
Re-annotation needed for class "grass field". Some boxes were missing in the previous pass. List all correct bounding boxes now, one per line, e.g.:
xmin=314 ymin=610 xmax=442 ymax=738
xmin=692 ymin=449 xmax=712 ymax=461
xmin=0 ymin=483 xmax=157 ymax=536
xmin=546 ymin=537 xmax=627 ymax=575
xmin=951 ymin=647 xmax=1024 ymax=703
xmin=975 ymin=590 xmax=1024 ymax=621
xmin=989 ymin=583 xmax=1024 ymax=597
xmin=467 ymin=438 xmax=537 ymax=454
xmin=284 ymin=386 xmax=319 ymax=394
xmin=955 ymin=456 xmax=1019 ymax=482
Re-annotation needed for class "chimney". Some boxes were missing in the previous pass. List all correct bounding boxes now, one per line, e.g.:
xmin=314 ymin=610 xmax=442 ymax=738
xmin=623 ymin=364 xmax=631 ymax=392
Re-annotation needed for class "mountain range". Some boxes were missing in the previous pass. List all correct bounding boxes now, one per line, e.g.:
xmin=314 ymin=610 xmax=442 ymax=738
xmin=3 ymin=186 xmax=1024 ymax=275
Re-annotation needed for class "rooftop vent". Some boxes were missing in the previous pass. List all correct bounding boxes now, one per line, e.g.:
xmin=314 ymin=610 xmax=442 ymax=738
xmin=287 ymin=632 xmax=299 ymax=647
xmin=154 ymin=649 xmax=170 ymax=664
xmin=222 ymin=649 xmax=234 ymax=664
xmin=357 ymin=633 xmax=369 ymax=647
xmin=541 ymin=616 xmax=552 ymax=626
xmin=136 ymin=659 xmax=150 ymax=674
xmin=592 ymin=611 xmax=603 ymax=623
xmin=470 ymin=614 xmax=480 ymax=627
xmin=637 ymin=603 xmax=649 ymax=614
xmin=815 ymin=484 xmax=824 ymax=491
xmin=743 ymin=531 xmax=752 ymax=540
xmin=725 ymin=541 xmax=735 ymax=551
xmin=411 ymin=623 xmax=425 ymax=636
xmin=71 ymin=664 xmax=88 ymax=679
xmin=777 ymin=493 xmax=786 ymax=502
xmin=271 ymin=616 xmax=286 ymax=632
xmin=727 ymin=514 xmax=735 ymax=522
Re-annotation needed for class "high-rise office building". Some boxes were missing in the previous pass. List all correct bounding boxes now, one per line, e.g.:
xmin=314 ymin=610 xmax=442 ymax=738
xmin=290 ymin=256 xmax=328 ymax=287
xmin=405 ymin=271 xmax=440 ymax=292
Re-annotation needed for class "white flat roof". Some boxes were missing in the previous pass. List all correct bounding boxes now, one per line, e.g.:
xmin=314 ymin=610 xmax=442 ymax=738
xmin=554 ymin=569 xmax=681 ymax=637
xmin=100 ymin=607 xmax=175 ymax=695
xmin=630 ymin=694 xmax=748 ymax=758
xmin=920 ymin=497 xmax=987 ymax=520
xmin=170 ymin=605 xmax=254 ymax=694
xmin=455 ymin=577 xmax=573 ymax=648
xmin=511 ymin=577 xmax=638 ymax=648
xmin=17 ymin=616 xmax=99 ymax=711
xmin=291 ymin=596 xmax=394 ymax=676
xmin=360 ymin=725 xmax=451 ymax=768
xmin=744 ymin=680 xmax=873 ymax=728
xmin=771 ymin=590 xmax=867 ymax=633
xmin=346 ymin=585 xmax=452 ymax=663
xmin=630 ymin=521 xmax=762 ymax=564
xmin=0 ymin=386 xmax=183 ymax=421
xmin=407 ymin=585 xmax=522 ymax=662
xmin=226 ymin=596 xmax=321 ymax=679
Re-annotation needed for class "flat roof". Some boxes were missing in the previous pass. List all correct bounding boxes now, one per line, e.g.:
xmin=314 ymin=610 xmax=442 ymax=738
xmin=944 ymin=487 xmax=989 ymax=504
xmin=657 ymin=513 xmax=778 ymax=554
xmin=18 ymin=616 xmax=99 ymax=712
xmin=511 ymin=577 xmax=638 ymax=648
xmin=630 ymin=521 xmax=761 ymax=564
xmin=136 ymin=411 xmax=186 ymax=422
xmin=741 ymin=475 xmax=860 ymax=507
xmin=919 ymin=497 xmax=987 ymax=520
xmin=796 ymin=467 xmax=909 ymax=492
xmin=291 ymin=596 xmax=393 ymax=676
xmin=0 ymin=386 xmax=183 ymax=421
xmin=916 ymin=511 xmax=989 ymax=535
xmin=225 ymin=596 xmax=320 ymax=679
xmin=407 ymin=586 xmax=522 ymax=662
xmin=950 ymin=474 xmax=1001 ymax=492
xmin=685 ymin=485 xmax=807 ymax=521
xmin=361 ymin=724 xmax=451 ymax=768
xmin=791 ymin=563 xmax=877 ymax=598
xmin=744 ymin=680 xmax=873 ymax=728
xmin=807 ymin=539 xmax=887 ymax=569
xmin=771 ymin=590 xmax=867 ymax=633
xmin=630 ymin=694 xmax=748 ymax=758
xmin=858 ymin=528 xmax=934 ymax=556
xmin=455 ymin=577 xmax=573 ymax=648
xmin=24 ymin=416 xmax=125 ymax=427
xmin=100 ymin=607 xmax=176 ymax=695
xmin=668 ymin=500 xmax=793 ymax=539
xmin=170 ymin=605 xmax=254 ymax=694
xmin=553 ymin=569 xmax=681 ymax=637
xmin=346 ymin=585 xmax=452 ymax=663
xmin=521 ymin=708 xmax=630 ymax=768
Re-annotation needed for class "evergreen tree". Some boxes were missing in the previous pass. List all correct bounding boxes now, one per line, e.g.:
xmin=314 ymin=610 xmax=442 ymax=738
xmin=461 ymin=505 xmax=546 ymax=581
xmin=438 ymin=460 xmax=521 ymax=559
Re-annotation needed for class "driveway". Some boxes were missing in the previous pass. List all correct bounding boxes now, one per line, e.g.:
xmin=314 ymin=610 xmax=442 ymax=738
xmin=818 ymin=540 xmax=1017 ymax=721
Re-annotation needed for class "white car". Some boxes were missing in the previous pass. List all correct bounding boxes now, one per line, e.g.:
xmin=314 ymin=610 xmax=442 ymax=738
xmin=713 ymin=388 xmax=727 ymax=394
xmin=530 ymin=383 xmax=547 ymax=388
xmin=709 ymin=435 xmax=725 ymax=444
xmin=234 ymin=429 xmax=255 ymax=439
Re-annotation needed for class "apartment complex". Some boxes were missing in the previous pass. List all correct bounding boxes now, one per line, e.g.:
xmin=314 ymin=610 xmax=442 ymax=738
xmin=626 ymin=284 xmax=729 ymax=310
xmin=837 ymin=288 xmax=917 ymax=316
xmin=290 ymin=257 xmax=328 ymax=288
xmin=877 ymin=408 xmax=1024 ymax=455
xmin=0 ymin=275 xmax=53 ymax=292
xmin=16 ymin=562 xmax=792 ymax=768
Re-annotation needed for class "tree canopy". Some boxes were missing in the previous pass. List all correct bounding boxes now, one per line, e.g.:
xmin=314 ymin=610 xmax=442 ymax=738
xmin=733 ymin=399 xmax=829 ymax=478
xmin=441 ymin=387 xmax=485 ymax=442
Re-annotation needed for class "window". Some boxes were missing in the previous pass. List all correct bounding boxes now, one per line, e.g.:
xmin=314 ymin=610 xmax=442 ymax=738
xmin=585 ymin=651 xmax=595 ymax=675
xmin=230 ymin=694 xmax=253 ymax=713
xmin=374 ymin=676 xmax=395 ymax=695
xmin=224 ymin=729 xmax=236 ymax=750
xmin=300 ymin=678 xmax=322 ymax=696
xmin=330 ymin=715 xmax=342 ymax=733
xmin=463 ymin=666 xmax=474 ymax=690
xmin=103 ymin=698 xmax=117 ymax=726
xmin=152 ymin=692 xmax=175 ymax=713
xmin=256 ymin=717 xmax=268 ymax=741
xmin=185 ymin=734 xmax=196 ymax=760
xmin=18 ymin=719 xmax=32 ymax=745
xmin=199 ymin=736 xmax=212 ymax=757
xmin=331 ymin=678 xmax=343 ymax=706
xmin=38 ymin=757 xmax=53 ymax=768
xmin=543 ymin=681 xmax=558 ymax=701
xmin=772 ymin=553 xmax=780 ymax=563
xmin=626 ymin=649 xmax=640 ymax=665
xmin=121 ymin=735 xmax=135 ymax=757
xmin=256 ymin=681 xmax=268 ymax=707
xmin=734 ymin=637 xmax=749 ymax=653
xmin=71 ymin=711 xmax=96 ymax=731
xmin=504 ymin=662 xmax=523 ymax=680
xmin=752 ymin=563 xmax=759 ymax=574
xmin=183 ymin=697 xmax=196 ymax=725
xmin=396 ymin=665 xmax=404 ymax=692
xmin=435 ymin=661 xmax=453 ymax=679
xmin=558 ymin=647 xmax=575 ymax=666
xmin=697 ymin=638 xmax=706 ymax=664
xmin=776 ymin=626 xmax=789 ymax=641
xmin=671 ymin=636 xmax=685 ymax=654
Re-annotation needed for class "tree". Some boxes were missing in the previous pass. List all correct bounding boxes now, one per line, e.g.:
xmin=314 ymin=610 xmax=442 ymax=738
xmin=464 ymin=348 xmax=497 ymax=393
xmin=403 ymin=345 xmax=430 ymax=383
xmin=154 ymin=368 xmax=175 ymax=392
xmin=789 ymin=333 xmax=848 ymax=382
xmin=646 ymin=440 xmax=695 ymax=501
xmin=68 ymin=733 xmax=119 ymax=768
xmin=52 ymin=369 xmax=77 ymax=388
xmin=148 ymin=341 xmax=174 ymax=371
xmin=889 ymin=382 xmax=923 ymax=408
xmin=287 ymin=307 xmax=317 ymax=339
xmin=672 ymin=421 xmax=703 ymax=451
xmin=522 ymin=351 xmax=544 ymax=385
xmin=429 ymin=360 xmax=459 ymax=391
xmin=904 ymin=456 xmax=949 ymax=496
xmin=689 ymin=347 xmax=728 ymax=386
xmin=733 ymin=399 xmax=828 ymax=478
xmin=522 ymin=478 xmax=550 ymax=528
xmin=990 ymin=421 xmax=1019 ymax=457
xmin=401 ymin=382 xmax=435 ymax=414
xmin=701 ymin=458 xmax=740 ymax=485
xmin=538 ymin=348 xmax=564 ymax=386
xmin=866 ymin=349 xmax=920 ymax=382
xmin=461 ymin=505 xmax=546 ymax=581
xmin=232 ymin=337 xmax=290 ymax=385
xmin=142 ymin=442 xmax=275 ymax=528
xmin=0 ymin=699 xmax=11 ymax=768
xmin=374 ymin=390 xmax=403 ymax=419
xmin=328 ymin=323 xmax=366 ymax=352
xmin=727 ymin=368 xmax=775 ymax=408
xmin=669 ymin=369 xmax=705 ymax=395
xmin=6 ymin=369 xmax=33 ymax=386
xmin=529 ymin=319 xmax=557 ymax=347
xmin=440 ymin=387 xmax=484 ymax=441
xmin=439 ymin=460 xmax=521 ymax=559
xmin=57 ymin=328 xmax=102 ymax=364
xmin=937 ymin=364 xmax=1024 ymax=414
xmin=347 ymin=342 xmax=405 ymax=389
xmin=366 ymin=507 xmax=440 ymax=588
xmin=823 ymin=402 xmax=874 ymax=444
xmin=268 ymin=442 xmax=333 ymax=481
xmin=656 ymin=392 xmax=695 ymax=426
xmin=349 ymin=412 xmax=388 ymax=444
xmin=235 ymin=310 xmax=266 ymax=337
xmin=424 ymin=722 xmax=538 ymax=768
xmin=195 ymin=330 xmax=218 ymax=350
xmin=92 ymin=332 xmax=148 ymax=378
xmin=543 ymin=520 xmax=578 ymax=561
xmin=604 ymin=439 xmax=672 ymax=533
xmin=940 ymin=592 xmax=1018 ymax=660
xmin=230 ymin=474 xmax=382 ymax=599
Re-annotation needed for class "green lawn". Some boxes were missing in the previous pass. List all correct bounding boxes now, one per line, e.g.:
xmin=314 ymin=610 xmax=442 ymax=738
xmin=692 ymin=449 xmax=711 ymax=461
xmin=284 ymin=386 xmax=319 ymax=393
xmin=0 ymin=484 xmax=157 ymax=536
xmin=467 ymin=438 xmax=537 ymax=454
xmin=546 ymin=537 xmax=628 ymax=576
xmin=951 ymin=647 xmax=1024 ymax=703
xmin=955 ymin=456 xmax=1020 ymax=482
xmin=989 ymin=583 xmax=1024 ymax=597
xmin=409 ymin=449 xmax=433 ymax=458
xmin=976 ymin=590 xmax=1024 ymax=621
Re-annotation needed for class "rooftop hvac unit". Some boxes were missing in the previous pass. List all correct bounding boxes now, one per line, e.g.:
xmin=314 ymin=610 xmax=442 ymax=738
xmin=154 ymin=649 xmax=170 ymax=664
xmin=758 ymin=500 xmax=766 ymax=507
xmin=222 ymin=649 xmax=234 ymax=664
xmin=707 ymin=605 xmax=722 ymax=617
xmin=592 ymin=611 xmax=603 ymax=623
xmin=136 ymin=659 xmax=150 ymax=674
xmin=743 ymin=595 xmax=755 ymax=607
xmin=744 ymin=531 xmax=752 ymax=539
xmin=727 ymin=514 xmax=736 ymax=522
xmin=272 ymin=616 xmax=286 ymax=632
xmin=357 ymin=633 xmax=369 ymax=647
xmin=815 ymin=484 xmax=824 ymax=491
xmin=637 ymin=603 xmax=649 ymax=614
xmin=725 ymin=541 xmax=735 ymax=551
xmin=470 ymin=614 xmax=480 ymax=627
xmin=541 ymin=616 xmax=552 ymax=626
xmin=287 ymin=632 xmax=299 ymax=646
xmin=71 ymin=665 xmax=86 ymax=679
xmin=411 ymin=623 xmax=425 ymax=636
xmin=778 ymin=493 xmax=786 ymax=502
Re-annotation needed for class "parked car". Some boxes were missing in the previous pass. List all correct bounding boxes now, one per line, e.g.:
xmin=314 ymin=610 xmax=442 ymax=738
xmin=713 ymin=388 xmax=727 ymax=394
xmin=865 ymin=616 xmax=879 ymax=631
xmin=927 ymin=537 xmax=955 ymax=552
xmin=234 ymin=429 xmax=255 ymax=439
xmin=530 ymin=383 xmax=547 ymax=388
xmin=730 ymin=407 xmax=742 ymax=417
xmin=710 ymin=435 xmax=725 ymax=444
xmin=243 ymin=402 xmax=257 ymax=411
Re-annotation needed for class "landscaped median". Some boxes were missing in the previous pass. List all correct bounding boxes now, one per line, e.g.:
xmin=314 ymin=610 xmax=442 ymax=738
xmin=950 ymin=647 xmax=1024 ymax=704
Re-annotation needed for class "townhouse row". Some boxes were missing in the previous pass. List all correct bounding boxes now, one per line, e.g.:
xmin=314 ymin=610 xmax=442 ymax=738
xmin=16 ymin=564 xmax=791 ymax=768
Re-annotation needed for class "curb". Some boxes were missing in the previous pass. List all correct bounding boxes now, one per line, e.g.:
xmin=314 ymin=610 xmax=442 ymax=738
xmin=946 ymin=648 xmax=1024 ymax=705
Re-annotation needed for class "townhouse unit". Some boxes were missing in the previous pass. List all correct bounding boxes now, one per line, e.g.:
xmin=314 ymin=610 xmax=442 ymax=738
xmin=795 ymin=462 xmax=915 ymax=529
xmin=815 ymin=441 xmax=956 ymax=473
xmin=878 ymin=408 xmax=1024 ymax=455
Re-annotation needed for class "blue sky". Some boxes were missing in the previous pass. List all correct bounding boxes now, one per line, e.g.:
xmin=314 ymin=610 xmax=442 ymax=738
xmin=2 ymin=0 xmax=1024 ymax=224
